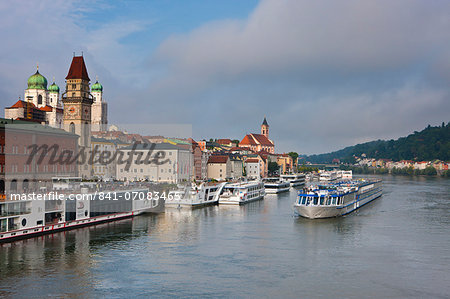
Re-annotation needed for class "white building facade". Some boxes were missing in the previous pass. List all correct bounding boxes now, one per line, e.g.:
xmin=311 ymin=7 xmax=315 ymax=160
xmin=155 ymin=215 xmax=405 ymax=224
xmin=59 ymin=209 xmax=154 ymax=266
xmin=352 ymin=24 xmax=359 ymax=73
xmin=116 ymin=143 xmax=192 ymax=183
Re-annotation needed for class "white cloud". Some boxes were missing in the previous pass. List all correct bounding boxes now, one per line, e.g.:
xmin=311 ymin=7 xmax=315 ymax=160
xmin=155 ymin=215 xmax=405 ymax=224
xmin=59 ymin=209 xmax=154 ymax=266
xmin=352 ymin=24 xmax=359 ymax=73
xmin=0 ymin=0 xmax=448 ymax=154
xmin=144 ymin=0 xmax=450 ymax=153
xmin=0 ymin=0 xmax=148 ymax=105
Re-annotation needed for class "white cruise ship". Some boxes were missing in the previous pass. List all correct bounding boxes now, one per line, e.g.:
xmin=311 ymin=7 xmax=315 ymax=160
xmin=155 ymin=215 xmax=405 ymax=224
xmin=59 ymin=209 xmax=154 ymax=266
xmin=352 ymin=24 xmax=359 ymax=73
xmin=263 ymin=178 xmax=290 ymax=194
xmin=319 ymin=171 xmax=338 ymax=181
xmin=280 ymin=173 xmax=306 ymax=187
xmin=337 ymin=170 xmax=353 ymax=179
xmin=0 ymin=187 xmax=164 ymax=243
xmin=218 ymin=181 xmax=265 ymax=205
xmin=166 ymin=182 xmax=227 ymax=208
xmin=294 ymin=179 xmax=382 ymax=219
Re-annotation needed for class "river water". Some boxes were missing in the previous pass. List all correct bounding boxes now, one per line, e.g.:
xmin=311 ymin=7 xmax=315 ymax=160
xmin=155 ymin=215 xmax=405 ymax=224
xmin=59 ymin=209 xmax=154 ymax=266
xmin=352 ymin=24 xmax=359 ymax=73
xmin=0 ymin=175 xmax=449 ymax=298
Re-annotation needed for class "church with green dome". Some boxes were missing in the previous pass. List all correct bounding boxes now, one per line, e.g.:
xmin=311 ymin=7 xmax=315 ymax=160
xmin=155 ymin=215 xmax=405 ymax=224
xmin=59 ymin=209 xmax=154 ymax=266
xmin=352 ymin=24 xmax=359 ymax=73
xmin=4 ymin=58 xmax=108 ymax=131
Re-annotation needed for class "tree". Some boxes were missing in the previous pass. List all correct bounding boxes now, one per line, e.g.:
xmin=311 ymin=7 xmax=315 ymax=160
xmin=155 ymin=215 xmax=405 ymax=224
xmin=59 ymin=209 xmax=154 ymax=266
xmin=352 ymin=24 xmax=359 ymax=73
xmin=268 ymin=162 xmax=279 ymax=175
xmin=288 ymin=152 xmax=299 ymax=163
xmin=231 ymin=139 xmax=240 ymax=146
xmin=306 ymin=122 xmax=450 ymax=163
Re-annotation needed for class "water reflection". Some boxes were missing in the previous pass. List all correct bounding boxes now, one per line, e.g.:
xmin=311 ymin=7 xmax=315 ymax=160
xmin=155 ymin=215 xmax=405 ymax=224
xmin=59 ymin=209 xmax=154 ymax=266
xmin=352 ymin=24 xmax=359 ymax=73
xmin=0 ymin=176 xmax=449 ymax=298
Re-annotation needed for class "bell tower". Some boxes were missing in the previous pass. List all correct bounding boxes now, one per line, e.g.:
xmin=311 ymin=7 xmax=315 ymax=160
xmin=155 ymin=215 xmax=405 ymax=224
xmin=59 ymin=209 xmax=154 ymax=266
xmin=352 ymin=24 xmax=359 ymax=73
xmin=91 ymin=77 xmax=108 ymax=131
xmin=62 ymin=55 xmax=94 ymax=178
xmin=261 ymin=116 xmax=269 ymax=138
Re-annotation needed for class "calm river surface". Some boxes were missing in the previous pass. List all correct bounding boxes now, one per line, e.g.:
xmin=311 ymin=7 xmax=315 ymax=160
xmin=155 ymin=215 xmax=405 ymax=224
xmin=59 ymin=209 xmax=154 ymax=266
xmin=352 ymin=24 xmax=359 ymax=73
xmin=0 ymin=175 xmax=449 ymax=298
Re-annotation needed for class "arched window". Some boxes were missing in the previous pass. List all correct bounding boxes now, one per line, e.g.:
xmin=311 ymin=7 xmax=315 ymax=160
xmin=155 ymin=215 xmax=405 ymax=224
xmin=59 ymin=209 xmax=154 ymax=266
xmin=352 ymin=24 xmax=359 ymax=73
xmin=23 ymin=179 xmax=29 ymax=191
xmin=38 ymin=95 xmax=42 ymax=105
xmin=70 ymin=122 xmax=75 ymax=134
xmin=10 ymin=179 xmax=17 ymax=192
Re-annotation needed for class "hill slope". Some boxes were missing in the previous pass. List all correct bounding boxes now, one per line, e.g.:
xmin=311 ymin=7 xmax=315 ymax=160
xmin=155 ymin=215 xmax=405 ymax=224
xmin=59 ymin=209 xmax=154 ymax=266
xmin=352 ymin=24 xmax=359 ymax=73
xmin=307 ymin=122 xmax=450 ymax=163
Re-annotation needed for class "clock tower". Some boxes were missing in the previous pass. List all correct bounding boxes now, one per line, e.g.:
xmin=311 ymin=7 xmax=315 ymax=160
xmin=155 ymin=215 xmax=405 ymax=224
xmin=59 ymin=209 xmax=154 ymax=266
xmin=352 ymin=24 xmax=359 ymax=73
xmin=62 ymin=55 xmax=94 ymax=178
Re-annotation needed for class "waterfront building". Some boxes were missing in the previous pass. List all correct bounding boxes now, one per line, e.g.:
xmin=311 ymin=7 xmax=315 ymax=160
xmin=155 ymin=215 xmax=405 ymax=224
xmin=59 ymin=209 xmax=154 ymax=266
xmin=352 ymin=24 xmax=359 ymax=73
xmin=116 ymin=143 xmax=192 ymax=183
xmin=189 ymin=139 xmax=209 ymax=180
xmin=90 ymin=138 xmax=117 ymax=180
xmin=230 ymin=157 xmax=243 ymax=179
xmin=245 ymin=158 xmax=261 ymax=179
xmin=245 ymin=154 xmax=268 ymax=178
xmin=277 ymin=154 xmax=294 ymax=174
xmin=207 ymin=155 xmax=231 ymax=180
xmin=414 ymin=161 xmax=429 ymax=170
xmin=0 ymin=118 xmax=78 ymax=196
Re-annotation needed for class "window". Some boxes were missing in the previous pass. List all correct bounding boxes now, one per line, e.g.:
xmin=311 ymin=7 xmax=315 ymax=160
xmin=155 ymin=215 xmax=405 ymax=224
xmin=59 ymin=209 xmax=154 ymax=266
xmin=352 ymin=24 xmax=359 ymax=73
xmin=84 ymin=122 xmax=89 ymax=144
xmin=72 ymin=84 xmax=76 ymax=89
xmin=38 ymin=95 xmax=42 ymax=105
xmin=70 ymin=122 xmax=75 ymax=134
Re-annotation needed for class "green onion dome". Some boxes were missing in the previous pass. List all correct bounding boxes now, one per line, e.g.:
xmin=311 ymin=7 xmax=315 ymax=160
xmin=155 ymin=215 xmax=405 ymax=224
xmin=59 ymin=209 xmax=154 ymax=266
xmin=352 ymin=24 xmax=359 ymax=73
xmin=48 ymin=82 xmax=60 ymax=93
xmin=27 ymin=69 xmax=48 ymax=90
xmin=91 ymin=80 xmax=103 ymax=92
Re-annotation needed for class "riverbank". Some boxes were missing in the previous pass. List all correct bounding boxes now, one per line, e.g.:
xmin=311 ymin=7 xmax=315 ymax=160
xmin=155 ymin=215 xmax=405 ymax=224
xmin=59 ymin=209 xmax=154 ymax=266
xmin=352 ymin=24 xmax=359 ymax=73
xmin=340 ymin=165 xmax=450 ymax=177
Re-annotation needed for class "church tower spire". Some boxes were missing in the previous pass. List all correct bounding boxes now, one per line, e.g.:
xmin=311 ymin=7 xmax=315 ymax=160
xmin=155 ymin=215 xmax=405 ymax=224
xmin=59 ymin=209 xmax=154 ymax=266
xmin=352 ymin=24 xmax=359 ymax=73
xmin=91 ymin=76 xmax=108 ymax=131
xmin=261 ymin=116 xmax=269 ymax=138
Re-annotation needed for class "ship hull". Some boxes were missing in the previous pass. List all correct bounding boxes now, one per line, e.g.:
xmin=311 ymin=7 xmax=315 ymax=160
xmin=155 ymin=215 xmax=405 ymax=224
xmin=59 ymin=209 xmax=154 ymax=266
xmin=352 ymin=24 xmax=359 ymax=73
xmin=219 ymin=194 xmax=264 ymax=205
xmin=295 ymin=181 xmax=382 ymax=219
xmin=0 ymin=189 xmax=164 ymax=243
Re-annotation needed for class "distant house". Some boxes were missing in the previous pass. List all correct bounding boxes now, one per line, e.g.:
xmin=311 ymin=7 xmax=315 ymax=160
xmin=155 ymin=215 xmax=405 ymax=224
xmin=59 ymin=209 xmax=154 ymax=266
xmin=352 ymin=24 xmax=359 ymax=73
xmin=207 ymin=155 xmax=231 ymax=180
xmin=277 ymin=154 xmax=294 ymax=174
xmin=414 ymin=161 xmax=429 ymax=170
xmin=189 ymin=138 xmax=209 ymax=180
xmin=230 ymin=158 xmax=243 ymax=179
xmin=217 ymin=139 xmax=237 ymax=147
xmin=245 ymin=158 xmax=260 ymax=179
xmin=245 ymin=154 xmax=268 ymax=178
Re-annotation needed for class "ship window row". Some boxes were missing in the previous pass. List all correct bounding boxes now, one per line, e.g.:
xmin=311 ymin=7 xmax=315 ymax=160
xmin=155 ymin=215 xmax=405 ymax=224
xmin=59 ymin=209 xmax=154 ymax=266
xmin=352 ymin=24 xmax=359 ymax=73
xmin=299 ymin=196 xmax=344 ymax=206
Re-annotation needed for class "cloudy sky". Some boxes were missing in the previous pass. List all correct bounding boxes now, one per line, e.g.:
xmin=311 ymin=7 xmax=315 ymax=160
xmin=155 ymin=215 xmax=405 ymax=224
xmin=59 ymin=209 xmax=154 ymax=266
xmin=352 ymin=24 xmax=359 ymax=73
xmin=0 ymin=0 xmax=449 ymax=154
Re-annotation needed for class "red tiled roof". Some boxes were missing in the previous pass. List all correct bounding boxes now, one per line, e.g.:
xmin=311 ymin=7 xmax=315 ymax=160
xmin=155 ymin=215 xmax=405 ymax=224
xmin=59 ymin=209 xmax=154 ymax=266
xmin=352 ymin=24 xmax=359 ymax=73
xmin=217 ymin=139 xmax=232 ymax=144
xmin=15 ymin=118 xmax=41 ymax=123
xmin=7 ymin=100 xmax=36 ymax=109
xmin=39 ymin=105 xmax=53 ymax=112
xmin=258 ymin=150 xmax=271 ymax=155
xmin=66 ymin=56 xmax=90 ymax=81
xmin=230 ymin=146 xmax=247 ymax=151
xmin=246 ymin=158 xmax=260 ymax=163
xmin=240 ymin=134 xmax=257 ymax=145
xmin=258 ymin=152 xmax=269 ymax=160
xmin=251 ymin=134 xmax=274 ymax=146
xmin=208 ymin=155 xmax=229 ymax=164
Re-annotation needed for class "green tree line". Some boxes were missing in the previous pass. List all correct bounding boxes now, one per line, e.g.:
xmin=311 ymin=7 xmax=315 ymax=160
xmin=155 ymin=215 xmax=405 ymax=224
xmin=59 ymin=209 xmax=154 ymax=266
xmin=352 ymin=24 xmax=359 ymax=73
xmin=307 ymin=122 xmax=450 ymax=163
